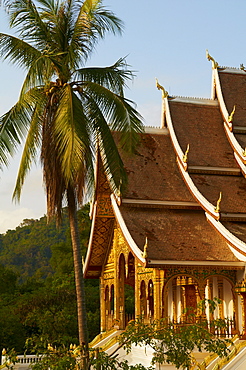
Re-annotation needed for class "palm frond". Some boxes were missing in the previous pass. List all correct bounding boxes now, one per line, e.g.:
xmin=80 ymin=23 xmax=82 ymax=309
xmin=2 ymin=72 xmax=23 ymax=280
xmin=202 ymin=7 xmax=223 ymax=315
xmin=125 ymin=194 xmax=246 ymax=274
xmin=0 ymin=33 xmax=41 ymax=70
xmin=53 ymin=84 xmax=93 ymax=190
xmin=80 ymin=0 xmax=123 ymax=37
xmin=19 ymin=56 xmax=57 ymax=96
xmin=6 ymin=0 xmax=51 ymax=48
xmin=13 ymin=99 xmax=44 ymax=201
xmin=82 ymin=80 xmax=144 ymax=153
xmin=75 ymin=57 xmax=134 ymax=96
xmin=85 ymin=93 xmax=127 ymax=193
xmin=0 ymin=88 xmax=44 ymax=167
xmin=71 ymin=0 xmax=123 ymax=64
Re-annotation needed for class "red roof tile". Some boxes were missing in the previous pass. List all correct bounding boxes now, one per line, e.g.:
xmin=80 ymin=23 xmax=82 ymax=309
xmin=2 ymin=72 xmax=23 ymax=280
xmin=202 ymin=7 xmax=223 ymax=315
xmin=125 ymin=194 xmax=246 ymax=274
xmin=169 ymin=100 xmax=237 ymax=167
xmin=190 ymin=173 xmax=246 ymax=213
xmin=218 ymin=70 xmax=246 ymax=127
xmin=120 ymin=205 xmax=239 ymax=262
xmin=120 ymin=132 xmax=194 ymax=202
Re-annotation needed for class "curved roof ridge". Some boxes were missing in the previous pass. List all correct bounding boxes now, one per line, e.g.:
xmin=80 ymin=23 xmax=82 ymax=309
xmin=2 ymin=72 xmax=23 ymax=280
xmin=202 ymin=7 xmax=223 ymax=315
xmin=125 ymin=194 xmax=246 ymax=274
xmin=177 ymin=159 xmax=220 ymax=220
xmin=164 ymin=97 xmax=187 ymax=170
xmin=212 ymin=68 xmax=232 ymax=126
xmin=214 ymin=67 xmax=246 ymax=172
xmin=169 ymin=96 xmax=218 ymax=106
xmin=110 ymin=194 xmax=146 ymax=265
xmin=224 ymin=124 xmax=246 ymax=168
xmin=83 ymin=201 xmax=98 ymax=276
xmin=206 ymin=212 xmax=246 ymax=261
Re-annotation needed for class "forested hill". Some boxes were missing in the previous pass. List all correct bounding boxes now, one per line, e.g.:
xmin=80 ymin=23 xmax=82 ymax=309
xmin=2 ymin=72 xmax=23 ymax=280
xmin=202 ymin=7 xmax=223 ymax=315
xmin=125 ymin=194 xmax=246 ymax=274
xmin=0 ymin=205 xmax=91 ymax=281
xmin=0 ymin=204 xmax=100 ymax=351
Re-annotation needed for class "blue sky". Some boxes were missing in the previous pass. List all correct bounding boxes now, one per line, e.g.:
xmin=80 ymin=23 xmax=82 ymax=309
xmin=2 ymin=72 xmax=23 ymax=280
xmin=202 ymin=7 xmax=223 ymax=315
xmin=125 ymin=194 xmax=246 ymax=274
xmin=0 ymin=0 xmax=245 ymax=232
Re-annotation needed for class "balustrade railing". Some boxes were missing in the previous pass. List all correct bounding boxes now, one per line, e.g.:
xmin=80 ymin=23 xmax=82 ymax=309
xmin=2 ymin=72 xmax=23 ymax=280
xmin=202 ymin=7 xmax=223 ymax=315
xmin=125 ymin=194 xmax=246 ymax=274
xmin=167 ymin=317 xmax=237 ymax=338
xmin=1 ymin=354 xmax=43 ymax=367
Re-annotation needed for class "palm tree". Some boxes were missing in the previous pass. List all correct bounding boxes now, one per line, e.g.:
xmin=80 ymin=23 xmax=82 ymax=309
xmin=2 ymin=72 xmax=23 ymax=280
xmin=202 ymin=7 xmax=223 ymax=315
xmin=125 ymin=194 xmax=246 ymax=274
xmin=0 ymin=0 xmax=143 ymax=357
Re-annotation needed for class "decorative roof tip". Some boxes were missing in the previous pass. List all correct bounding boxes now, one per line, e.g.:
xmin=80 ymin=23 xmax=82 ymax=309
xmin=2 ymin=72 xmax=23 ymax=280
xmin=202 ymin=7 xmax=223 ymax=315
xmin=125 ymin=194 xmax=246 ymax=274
xmin=240 ymin=64 xmax=246 ymax=72
xmin=214 ymin=192 xmax=222 ymax=213
xmin=183 ymin=144 xmax=190 ymax=164
xmin=228 ymin=105 xmax=236 ymax=123
xmin=142 ymin=237 xmax=148 ymax=259
xmin=206 ymin=50 xmax=219 ymax=69
xmin=156 ymin=78 xmax=168 ymax=98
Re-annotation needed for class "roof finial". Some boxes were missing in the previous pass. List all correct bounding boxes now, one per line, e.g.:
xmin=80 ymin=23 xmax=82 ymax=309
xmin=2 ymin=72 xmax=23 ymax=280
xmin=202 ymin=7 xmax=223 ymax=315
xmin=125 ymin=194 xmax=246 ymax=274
xmin=142 ymin=237 xmax=148 ymax=259
xmin=206 ymin=50 xmax=218 ymax=69
xmin=240 ymin=64 xmax=246 ymax=72
xmin=116 ymin=179 xmax=122 ymax=198
xmin=156 ymin=78 xmax=168 ymax=98
xmin=228 ymin=105 xmax=236 ymax=123
xmin=214 ymin=192 xmax=222 ymax=213
xmin=183 ymin=144 xmax=190 ymax=163
xmin=242 ymin=148 xmax=246 ymax=157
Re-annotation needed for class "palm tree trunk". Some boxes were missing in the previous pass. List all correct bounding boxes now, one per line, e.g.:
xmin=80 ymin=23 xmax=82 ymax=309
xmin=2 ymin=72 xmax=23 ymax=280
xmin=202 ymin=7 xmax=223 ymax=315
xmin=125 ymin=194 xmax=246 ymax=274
xmin=67 ymin=186 xmax=89 ymax=366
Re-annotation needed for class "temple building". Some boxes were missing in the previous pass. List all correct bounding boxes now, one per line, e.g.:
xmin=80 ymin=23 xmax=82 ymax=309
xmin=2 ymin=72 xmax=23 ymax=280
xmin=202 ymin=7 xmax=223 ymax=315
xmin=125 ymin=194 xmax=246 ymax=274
xmin=84 ymin=53 xmax=246 ymax=349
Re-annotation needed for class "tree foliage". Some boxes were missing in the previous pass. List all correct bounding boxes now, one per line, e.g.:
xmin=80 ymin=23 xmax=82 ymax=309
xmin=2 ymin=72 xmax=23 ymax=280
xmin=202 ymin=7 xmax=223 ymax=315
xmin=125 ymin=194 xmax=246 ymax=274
xmin=119 ymin=313 xmax=231 ymax=370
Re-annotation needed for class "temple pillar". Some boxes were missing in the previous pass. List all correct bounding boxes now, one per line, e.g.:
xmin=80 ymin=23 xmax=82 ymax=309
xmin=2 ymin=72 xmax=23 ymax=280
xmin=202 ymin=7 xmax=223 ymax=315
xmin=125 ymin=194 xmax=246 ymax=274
xmin=208 ymin=278 xmax=214 ymax=323
xmin=162 ymin=274 xmax=168 ymax=319
xmin=232 ymin=292 xmax=238 ymax=335
xmin=181 ymin=285 xmax=186 ymax=323
xmin=140 ymin=280 xmax=147 ymax=320
xmin=118 ymin=254 xmax=126 ymax=329
xmin=100 ymin=278 xmax=106 ymax=332
xmin=153 ymin=269 xmax=161 ymax=321
xmin=113 ymin=229 xmax=121 ymax=328
xmin=135 ymin=262 xmax=141 ymax=318
xmin=172 ymin=278 xmax=177 ymax=322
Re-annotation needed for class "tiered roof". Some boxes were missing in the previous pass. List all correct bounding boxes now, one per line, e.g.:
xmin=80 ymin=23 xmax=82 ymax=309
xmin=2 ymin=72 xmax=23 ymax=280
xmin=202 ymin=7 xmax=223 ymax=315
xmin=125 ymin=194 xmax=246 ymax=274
xmin=84 ymin=56 xmax=246 ymax=278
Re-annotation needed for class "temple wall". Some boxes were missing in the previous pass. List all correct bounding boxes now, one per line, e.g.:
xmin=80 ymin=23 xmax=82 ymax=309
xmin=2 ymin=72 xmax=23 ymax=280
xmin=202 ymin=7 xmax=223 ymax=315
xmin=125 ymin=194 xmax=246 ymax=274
xmin=100 ymin=223 xmax=243 ymax=337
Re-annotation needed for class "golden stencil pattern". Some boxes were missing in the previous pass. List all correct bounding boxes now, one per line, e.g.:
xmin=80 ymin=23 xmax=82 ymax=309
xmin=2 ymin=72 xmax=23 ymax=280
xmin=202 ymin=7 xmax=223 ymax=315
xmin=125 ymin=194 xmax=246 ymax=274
xmin=97 ymin=196 xmax=114 ymax=217
xmin=90 ymin=218 xmax=114 ymax=266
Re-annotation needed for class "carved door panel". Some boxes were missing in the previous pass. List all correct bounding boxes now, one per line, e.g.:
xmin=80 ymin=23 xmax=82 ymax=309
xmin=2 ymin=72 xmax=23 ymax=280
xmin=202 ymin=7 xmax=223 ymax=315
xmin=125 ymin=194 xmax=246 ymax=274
xmin=185 ymin=285 xmax=197 ymax=321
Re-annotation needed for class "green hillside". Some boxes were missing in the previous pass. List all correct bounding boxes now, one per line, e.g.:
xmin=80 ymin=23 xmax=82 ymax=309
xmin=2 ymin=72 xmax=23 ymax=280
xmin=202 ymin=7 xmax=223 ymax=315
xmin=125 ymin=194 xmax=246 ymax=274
xmin=0 ymin=204 xmax=100 ymax=353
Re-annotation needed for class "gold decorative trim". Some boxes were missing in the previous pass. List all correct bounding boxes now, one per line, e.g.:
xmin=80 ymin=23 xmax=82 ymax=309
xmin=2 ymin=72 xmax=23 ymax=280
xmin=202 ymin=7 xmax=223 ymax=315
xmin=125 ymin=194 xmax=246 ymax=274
xmin=214 ymin=192 xmax=222 ymax=213
xmin=156 ymin=78 xmax=168 ymax=98
xmin=183 ymin=144 xmax=190 ymax=163
xmin=206 ymin=50 xmax=219 ymax=69
xmin=142 ymin=237 xmax=148 ymax=259
xmin=228 ymin=105 xmax=236 ymax=123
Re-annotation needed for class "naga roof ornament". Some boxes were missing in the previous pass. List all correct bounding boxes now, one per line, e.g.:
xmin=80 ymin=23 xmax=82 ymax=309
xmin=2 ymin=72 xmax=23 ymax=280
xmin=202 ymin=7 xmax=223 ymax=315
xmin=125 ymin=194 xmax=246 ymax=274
xmin=183 ymin=144 xmax=190 ymax=164
xmin=240 ymin=64 xmax=246 ymax=72
xmin=214 ymin=192 xmax=222 ymax=213
xmin=156 ymin=78 xmax=168 ymax=98
xmin=206 ymin=50 xmax=219 ymax=69
xmin=142 ymin=237 xmax=148 ymax=259
xmin=228 ymin=105 xmax=236 ymax=123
